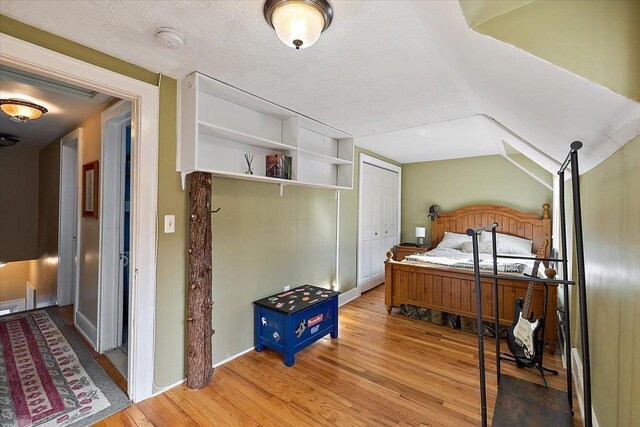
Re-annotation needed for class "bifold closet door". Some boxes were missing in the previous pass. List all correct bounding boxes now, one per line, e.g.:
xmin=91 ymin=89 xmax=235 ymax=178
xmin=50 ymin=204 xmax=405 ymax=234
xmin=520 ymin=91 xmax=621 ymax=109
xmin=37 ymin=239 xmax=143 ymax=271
xmin=360 ymin=163 xmax=399 ymax=293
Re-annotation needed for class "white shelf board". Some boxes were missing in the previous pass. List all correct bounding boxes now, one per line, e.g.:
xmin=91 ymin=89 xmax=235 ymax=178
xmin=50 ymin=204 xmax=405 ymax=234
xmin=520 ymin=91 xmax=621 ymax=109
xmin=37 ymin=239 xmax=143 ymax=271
xmin=198 ymin=120 xmax=296 ymax=152
xmin=180 ymin=168 xmax=350 ymax=191
xmin=299 ymin=148 xmax=353 ymax=165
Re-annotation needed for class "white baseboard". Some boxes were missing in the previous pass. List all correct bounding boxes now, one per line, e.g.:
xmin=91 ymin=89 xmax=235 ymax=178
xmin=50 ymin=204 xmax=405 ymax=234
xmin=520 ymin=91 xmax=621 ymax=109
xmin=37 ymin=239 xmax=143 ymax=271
xmin=36 ymin=294 xmax=56 ymax=309
xmin=152 ymin=378 xmax=186 ymax=396
xmin=0 ymin=299 xmax=26 ymax=314
xmin=213 ymin=346 xmax=254 ymax=368
xmin=75 ymin=309 xmax=97 ymax=349
xmin=338 ymin=287 xmax=360 ymax=307
xmin=571 ymin=348 xmax=599 ymax=427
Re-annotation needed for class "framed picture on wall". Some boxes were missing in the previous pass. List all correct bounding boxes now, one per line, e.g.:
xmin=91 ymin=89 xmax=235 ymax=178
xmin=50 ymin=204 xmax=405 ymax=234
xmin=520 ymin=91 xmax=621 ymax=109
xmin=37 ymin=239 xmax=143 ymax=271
xmin=82 ymin=161 xmax=99 ymax=219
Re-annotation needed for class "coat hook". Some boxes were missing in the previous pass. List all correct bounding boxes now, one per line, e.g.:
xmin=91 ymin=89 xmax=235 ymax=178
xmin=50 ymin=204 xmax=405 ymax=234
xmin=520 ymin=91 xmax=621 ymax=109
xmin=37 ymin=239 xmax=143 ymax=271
xmin=211 ymin=207 xmax=221 ymax=213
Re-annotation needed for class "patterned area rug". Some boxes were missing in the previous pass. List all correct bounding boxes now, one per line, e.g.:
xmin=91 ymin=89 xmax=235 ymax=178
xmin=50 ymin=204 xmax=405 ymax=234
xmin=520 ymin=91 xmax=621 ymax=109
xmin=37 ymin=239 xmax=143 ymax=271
xmin=0 ymin=308 xmax=130 ymax=426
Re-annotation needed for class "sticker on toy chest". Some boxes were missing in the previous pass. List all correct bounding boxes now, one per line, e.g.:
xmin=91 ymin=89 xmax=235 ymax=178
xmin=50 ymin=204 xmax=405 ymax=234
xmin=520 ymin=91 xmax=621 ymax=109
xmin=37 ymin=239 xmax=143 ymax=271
xmin=308 ymin=314 xmax=323 ymax=327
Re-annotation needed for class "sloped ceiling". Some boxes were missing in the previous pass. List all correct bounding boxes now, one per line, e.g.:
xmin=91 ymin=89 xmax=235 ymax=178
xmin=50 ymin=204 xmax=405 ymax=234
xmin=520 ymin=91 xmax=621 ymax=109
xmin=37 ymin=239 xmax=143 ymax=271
xmin=1 ymin=1 xmax=638 ymax=173
xmin=459 ymin=0 xmax=640 ymax=102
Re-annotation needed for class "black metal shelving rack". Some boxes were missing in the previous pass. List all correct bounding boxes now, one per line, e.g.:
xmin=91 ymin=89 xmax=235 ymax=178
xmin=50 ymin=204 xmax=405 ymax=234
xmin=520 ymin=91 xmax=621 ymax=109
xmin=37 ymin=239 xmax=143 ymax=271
xmin=467 ymin=142 xmax=592 ymax=427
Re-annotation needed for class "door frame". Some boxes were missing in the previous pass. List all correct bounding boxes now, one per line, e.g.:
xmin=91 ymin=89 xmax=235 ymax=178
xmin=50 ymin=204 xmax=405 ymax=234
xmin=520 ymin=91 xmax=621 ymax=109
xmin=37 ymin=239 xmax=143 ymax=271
xmin=97 ymin=100 xmax=131 ymax=354
xmin=0 ymin=33 xmax=159 ymax=403
xmin=57 ymin=129 xmax=83 ymax=310
xmin=357 ymin=153 xmax=401 ymax=295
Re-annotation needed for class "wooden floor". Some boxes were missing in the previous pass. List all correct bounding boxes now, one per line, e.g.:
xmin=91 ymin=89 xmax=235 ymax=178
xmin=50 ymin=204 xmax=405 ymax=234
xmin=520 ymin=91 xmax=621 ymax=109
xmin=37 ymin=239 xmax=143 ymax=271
xmin=97 ymin=285 xmax=580 ymax=426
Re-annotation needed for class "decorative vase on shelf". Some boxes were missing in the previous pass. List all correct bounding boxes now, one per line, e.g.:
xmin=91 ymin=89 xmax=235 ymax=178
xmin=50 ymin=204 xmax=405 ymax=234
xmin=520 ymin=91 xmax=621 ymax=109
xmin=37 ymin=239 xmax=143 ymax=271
xmin=244 ymin=153 xmax=254 ymax=175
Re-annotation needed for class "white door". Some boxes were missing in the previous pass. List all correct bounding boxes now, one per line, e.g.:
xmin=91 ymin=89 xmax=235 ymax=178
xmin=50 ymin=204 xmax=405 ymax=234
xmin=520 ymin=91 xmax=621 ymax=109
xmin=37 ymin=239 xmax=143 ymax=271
xmin=57 ymin=131 xmax=81 ymax=308
xmin=360 ymin=163 xmax=399 ymax=293
xmin=359 ymin=164 xmax=374 ymax=291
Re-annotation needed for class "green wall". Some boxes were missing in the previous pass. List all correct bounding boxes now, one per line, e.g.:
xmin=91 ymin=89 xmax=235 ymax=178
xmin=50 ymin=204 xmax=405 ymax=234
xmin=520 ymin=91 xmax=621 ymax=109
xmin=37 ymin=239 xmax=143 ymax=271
xmin=570 ymin=135 xmax=640 ymax=426
xmin=459 ymin=0 xmax=640 ymax=101
xmin=401 ymin=155 xmax=552 ymax=243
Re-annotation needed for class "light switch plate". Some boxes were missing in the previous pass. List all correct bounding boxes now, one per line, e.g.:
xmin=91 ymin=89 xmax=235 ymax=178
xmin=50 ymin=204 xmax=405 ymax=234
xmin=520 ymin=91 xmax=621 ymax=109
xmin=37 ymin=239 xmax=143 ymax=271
xmin=164 ymin=215 xmax=175 ymax=233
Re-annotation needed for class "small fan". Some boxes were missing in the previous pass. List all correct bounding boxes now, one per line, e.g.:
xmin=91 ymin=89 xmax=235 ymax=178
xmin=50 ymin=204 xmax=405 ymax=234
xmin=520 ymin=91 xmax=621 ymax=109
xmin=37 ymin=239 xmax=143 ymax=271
xmin=0 ymin=133 xmax=20 ymax=148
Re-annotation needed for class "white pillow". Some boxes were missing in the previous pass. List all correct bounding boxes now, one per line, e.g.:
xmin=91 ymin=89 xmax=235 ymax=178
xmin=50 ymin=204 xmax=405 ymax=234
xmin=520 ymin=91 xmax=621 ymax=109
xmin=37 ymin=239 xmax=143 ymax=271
xmin=460 ymin=240 xmax=493 ymax=253
xmin=436 ymin=232 xmax=471 ymax=250
xmin=482 ymin=232 xmax=533 ymax=255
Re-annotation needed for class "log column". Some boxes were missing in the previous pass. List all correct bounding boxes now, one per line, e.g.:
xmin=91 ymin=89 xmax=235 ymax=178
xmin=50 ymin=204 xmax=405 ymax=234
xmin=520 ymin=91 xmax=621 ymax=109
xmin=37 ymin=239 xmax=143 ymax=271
xmin=187 ymin=172 xmax=213 ymax=389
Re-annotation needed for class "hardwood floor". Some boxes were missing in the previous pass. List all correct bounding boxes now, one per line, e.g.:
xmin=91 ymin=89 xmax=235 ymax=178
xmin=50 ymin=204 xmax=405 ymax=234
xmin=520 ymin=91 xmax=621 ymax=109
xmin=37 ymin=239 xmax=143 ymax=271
xmin=99 ymin=285 xmax=581 ymax=426
xmin=57 ymin=305 xmax=128 ymax=393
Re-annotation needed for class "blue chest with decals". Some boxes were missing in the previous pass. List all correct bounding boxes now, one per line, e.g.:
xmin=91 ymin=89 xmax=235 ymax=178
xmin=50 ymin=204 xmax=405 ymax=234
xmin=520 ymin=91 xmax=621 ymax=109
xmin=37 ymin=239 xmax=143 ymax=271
xmin=253 ymin=285 xmax=339 ymax=366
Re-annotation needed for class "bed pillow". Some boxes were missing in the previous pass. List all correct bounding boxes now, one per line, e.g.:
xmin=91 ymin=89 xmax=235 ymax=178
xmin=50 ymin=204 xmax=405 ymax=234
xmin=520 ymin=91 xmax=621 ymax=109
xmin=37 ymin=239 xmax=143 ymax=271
xmin=436 ymin=231 xmax=471 ymax=250
xmin=481 ymin=232 xmax=533 ymax=255
xmin=460 ymin=240 xmax=493 ymax=254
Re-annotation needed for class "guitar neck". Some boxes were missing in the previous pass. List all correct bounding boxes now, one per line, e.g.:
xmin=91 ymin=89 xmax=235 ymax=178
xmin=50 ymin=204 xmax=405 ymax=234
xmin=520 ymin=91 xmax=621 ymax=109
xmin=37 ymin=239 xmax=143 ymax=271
xmin=522 ymin=258 xmax=542 ymax=318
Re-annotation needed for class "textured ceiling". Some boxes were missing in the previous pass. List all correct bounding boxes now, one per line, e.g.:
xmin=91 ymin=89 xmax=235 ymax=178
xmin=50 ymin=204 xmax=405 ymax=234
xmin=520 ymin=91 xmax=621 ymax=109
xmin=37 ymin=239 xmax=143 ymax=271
xmin=0 ymin=0 xmax=474 ymax=138
xmin=1 ymin=1 xmax=638 ymax=172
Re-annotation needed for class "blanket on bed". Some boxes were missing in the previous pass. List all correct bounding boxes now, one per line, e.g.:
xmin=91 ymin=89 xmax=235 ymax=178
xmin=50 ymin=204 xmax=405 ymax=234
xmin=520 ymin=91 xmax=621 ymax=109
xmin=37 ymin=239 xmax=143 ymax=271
xmin=402 ymin=247 xmax=542 ymax=276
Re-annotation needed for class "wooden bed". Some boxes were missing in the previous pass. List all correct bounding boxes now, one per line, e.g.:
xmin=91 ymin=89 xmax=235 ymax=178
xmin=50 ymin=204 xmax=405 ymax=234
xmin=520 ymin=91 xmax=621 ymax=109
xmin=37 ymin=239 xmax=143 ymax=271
xmin=384 ymin=204 xmax=557 ymax=353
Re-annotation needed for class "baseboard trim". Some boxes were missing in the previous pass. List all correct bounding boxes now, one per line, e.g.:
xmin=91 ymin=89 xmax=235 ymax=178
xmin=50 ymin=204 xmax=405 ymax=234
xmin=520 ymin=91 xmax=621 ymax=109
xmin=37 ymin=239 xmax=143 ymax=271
xmin=338 ymin=287 xmax=359 ymax=307
xmin=571 ymin=348 xmax=600 ymax=427
xmin=0 ymin=298 xmax=26 ymax=314
xmin=213 ymin=347 xmax=254 ymax=368
xmin=152 ymin=378 xmax=186 ymax=396
xmin=36 ymin=294 xmax=56 ymax=309
xmin=75 ymin=309 xmax=97 ymax=350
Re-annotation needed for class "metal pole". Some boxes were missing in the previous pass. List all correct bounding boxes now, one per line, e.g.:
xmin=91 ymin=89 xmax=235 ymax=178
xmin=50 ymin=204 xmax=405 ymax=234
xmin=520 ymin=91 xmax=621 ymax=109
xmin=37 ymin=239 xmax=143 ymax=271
xmin=469 ymin=231 xmax=488 ymax=427
xmin=491 ymin=227 xmax=501 ymax=385
xmin=559 ymin=170 xmax=573 ymax=411
xmin=570 ymin=142 xmax=592 ymax=427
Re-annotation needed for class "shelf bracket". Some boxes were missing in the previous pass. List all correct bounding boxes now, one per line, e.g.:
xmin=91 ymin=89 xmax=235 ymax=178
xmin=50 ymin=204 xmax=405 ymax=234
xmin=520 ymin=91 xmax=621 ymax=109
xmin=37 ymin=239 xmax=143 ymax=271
xmin=181 ymin=172 xmax=189 ymax=191
xmin=279 ymin=183 xmax=286 ymax=197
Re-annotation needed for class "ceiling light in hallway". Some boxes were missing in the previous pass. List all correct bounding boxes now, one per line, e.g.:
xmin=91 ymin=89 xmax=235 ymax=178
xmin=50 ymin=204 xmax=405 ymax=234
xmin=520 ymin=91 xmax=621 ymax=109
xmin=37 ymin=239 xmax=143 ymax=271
xmin=0 ymin=98 xmax=48 ymax=123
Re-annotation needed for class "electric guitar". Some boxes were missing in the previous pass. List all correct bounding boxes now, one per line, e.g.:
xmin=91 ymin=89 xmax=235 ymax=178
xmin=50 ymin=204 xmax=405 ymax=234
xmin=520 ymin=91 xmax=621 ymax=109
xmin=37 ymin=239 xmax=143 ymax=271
xmin=506 ymin=240 xmax=548 ymax=366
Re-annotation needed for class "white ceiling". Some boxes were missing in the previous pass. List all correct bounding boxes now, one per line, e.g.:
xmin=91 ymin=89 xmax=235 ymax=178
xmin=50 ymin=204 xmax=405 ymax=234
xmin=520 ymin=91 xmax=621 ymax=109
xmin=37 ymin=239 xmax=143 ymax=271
xmin=1 ymin=1 xmax=638 ymax=172
xmin=358 ymin=115 xmax=501 ymax=164
xmin=0 ymin=72 xmax=111 ymax=150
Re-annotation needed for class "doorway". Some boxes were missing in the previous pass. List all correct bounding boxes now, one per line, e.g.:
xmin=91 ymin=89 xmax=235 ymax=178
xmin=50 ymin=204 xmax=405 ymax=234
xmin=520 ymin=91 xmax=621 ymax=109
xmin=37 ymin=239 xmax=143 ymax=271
xmin=98 ymin=101 xmax=132 ymax=381
xmin=358 ymin=154 xmax=401 ymax=293
xmin=57 ymin=129 xmax=82 ymax=314
xmin=3 ymin=33 xmax=159 ymax=402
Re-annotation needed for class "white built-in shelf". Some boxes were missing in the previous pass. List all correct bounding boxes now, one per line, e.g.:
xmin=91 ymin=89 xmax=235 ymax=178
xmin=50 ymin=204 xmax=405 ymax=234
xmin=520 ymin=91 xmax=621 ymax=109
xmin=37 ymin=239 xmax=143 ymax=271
xmin=198 ymin=121 xmax=294 ymax=152
xmin=179 ymin=72 xmax=354 ymax=191
xmin=298 ymin=148 xmax=353 ymax=165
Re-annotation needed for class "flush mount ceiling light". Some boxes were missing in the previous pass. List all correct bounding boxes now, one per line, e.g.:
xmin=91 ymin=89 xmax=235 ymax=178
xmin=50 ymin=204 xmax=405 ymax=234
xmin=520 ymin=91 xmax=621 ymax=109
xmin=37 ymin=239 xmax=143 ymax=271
xmin=264 ymin=0 xmax=333 ymax=50
xmin=0 ymin=98 xmax=48 ymax=123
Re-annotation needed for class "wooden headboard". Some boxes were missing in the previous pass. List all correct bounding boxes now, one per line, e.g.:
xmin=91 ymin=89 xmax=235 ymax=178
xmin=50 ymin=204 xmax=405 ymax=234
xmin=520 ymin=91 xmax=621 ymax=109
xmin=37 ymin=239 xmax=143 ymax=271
xmin=431 ymin=204 xmax=551 ymax=256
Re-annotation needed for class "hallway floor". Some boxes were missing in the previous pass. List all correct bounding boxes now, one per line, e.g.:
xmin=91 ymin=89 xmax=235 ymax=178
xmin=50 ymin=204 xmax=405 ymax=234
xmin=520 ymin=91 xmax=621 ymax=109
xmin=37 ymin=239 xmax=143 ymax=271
xmin=57 ymin=305 xmax=128 ymax=394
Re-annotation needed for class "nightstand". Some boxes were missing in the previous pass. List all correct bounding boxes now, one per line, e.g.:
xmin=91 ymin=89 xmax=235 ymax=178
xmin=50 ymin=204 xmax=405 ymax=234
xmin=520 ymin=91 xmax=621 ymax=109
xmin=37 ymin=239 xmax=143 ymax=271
xmin=395 ymin=245 xmax=431 ymax=261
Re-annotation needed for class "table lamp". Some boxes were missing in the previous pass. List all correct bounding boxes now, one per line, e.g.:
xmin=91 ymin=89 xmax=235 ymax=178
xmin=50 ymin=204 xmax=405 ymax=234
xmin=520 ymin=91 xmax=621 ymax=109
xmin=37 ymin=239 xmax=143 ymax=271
xmin=415 ymin=227 xmax=426 ymax=247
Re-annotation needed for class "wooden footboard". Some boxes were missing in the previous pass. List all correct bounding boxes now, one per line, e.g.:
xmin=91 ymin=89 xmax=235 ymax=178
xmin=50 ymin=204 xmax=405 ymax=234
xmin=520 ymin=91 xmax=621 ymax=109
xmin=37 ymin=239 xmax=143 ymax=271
xmin=384 ymin=256 xmax=558 ymax=354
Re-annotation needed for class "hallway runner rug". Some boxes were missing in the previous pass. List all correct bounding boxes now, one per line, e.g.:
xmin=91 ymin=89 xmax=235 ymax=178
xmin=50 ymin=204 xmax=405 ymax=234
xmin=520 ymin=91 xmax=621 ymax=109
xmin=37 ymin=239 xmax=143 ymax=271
xmin=0 ymin=308 xmax=129 ymax=426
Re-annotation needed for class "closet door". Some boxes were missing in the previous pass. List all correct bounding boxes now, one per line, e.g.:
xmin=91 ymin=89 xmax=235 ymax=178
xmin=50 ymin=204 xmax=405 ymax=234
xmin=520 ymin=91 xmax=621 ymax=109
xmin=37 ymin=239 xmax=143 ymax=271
xmin=360 ymin=163 xmax=399 ymax=293
xmin=359 ymin=164 xmax=374 ymax=291
xmin=370 ymin=166 xmax=384 ymax=287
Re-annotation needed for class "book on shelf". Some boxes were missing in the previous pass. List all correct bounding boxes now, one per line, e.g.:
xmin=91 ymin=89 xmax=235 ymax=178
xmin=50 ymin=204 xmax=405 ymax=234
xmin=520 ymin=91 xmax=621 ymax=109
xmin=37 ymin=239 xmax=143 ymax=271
xmin=266 ymin=154 xmax=292 ymax=180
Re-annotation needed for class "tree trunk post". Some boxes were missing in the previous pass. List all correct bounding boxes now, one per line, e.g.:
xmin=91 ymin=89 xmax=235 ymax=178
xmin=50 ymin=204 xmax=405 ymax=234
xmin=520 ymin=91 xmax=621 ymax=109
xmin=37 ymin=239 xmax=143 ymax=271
xmin=186 ymin=172 xmax=213 ymax=389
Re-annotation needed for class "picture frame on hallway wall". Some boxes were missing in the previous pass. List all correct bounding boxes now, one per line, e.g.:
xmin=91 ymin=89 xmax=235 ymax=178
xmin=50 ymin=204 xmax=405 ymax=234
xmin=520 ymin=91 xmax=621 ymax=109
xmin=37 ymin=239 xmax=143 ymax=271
xmin=82 ymin=160 xmax=99 ymax=219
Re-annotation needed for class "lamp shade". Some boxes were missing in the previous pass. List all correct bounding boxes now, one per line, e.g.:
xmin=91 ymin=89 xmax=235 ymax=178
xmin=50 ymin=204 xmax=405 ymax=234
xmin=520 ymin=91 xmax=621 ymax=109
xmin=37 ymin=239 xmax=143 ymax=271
xmin=272 ymin=2 xmax=324 ymax=49
xmin=415 ymin=227 xmax=426 ymax=238
xmin=264 ymin=0 xmax=333 ymax=50
xmin=0 ymin=98 xmax=48 ymax=122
